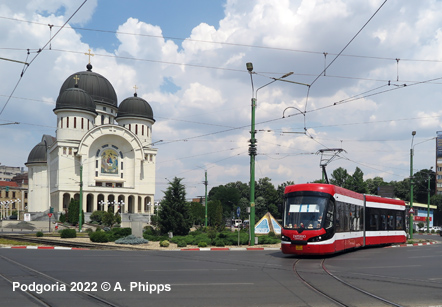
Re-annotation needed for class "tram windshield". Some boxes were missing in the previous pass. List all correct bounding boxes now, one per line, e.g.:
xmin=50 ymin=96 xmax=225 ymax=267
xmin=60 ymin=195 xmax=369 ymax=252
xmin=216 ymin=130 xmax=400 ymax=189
xmin=283 ymin=195 xmax=328 ymax=230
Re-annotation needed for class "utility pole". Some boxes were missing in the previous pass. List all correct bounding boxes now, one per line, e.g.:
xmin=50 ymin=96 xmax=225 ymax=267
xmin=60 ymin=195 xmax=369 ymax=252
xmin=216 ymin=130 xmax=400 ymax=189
xmin=204 ymin=170 xmax=208 ymax=227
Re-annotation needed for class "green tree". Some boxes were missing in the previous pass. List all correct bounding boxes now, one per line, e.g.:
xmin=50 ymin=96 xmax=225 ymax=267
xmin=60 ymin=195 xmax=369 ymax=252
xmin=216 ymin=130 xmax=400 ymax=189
xmin=224 ymin=181 xmax=249 ymax=200
xmin=347 ymin=167 xmax=367 ymax=193
xmin=102 ymin=211 xmax=117 ymax=227
xmin=256 ymin=177 xmax=279 ymax=217
xmin=254 ymin=196 xmax=267 ymax=223
xmin=412 ymin=169 xmax=435 ymax=203
xmin=391 ymin=179 xmax=410 ymax=201
xmin=207 ymin=200 xmax=223 ymax=228
xmin=238 ymin=197 xmax=249 ymax=221
xmin=330 ymin=167 xmax=350 ymax=187
xmin=189 ymin=201 xmax=204 ymax=226
xmin=208 ymin=185 xmax=241 ymax=220
xmin=67 ymin=198 xmax=79 ymax=226
xmin=158 ymin=177 xmax=192 ymax=236
xmin=365 ymin=176 xmax=386 ymax=195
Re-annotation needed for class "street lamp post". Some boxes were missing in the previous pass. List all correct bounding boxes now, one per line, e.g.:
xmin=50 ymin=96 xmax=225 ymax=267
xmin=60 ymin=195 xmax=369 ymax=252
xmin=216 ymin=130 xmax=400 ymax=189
xmin=99 ymin=200 xmax=105 ymax=211
xmin=246 ymin=62 xmax=301 ymax=246
xmin=427 ymin=167 xmax=433 ymax=232
xmin=409 ymin=131 xmax=416 ymax=239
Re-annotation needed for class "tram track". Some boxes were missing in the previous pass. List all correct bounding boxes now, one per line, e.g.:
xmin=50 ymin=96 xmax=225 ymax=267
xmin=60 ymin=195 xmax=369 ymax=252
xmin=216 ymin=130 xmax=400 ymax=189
xmin=293 ymin=258 xmax=404 ymax=307
xmin=0 ymin=254 xmax=121 ymax=307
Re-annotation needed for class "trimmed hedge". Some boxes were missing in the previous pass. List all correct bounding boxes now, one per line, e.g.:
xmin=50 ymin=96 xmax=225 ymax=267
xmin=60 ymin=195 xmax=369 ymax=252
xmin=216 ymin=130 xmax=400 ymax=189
xmin=36 ymin=231 xmax=44 ymax=237
xmin=160 ymin=240 xmax=170 ymax=247
xmin=60 ymin=229 xmax=76 ymax=238
xmin=89 ymin=231 xmax=109 ymax=243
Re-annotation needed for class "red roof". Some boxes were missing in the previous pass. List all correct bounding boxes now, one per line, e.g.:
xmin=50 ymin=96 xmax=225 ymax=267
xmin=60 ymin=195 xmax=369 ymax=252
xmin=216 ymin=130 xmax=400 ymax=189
xmin=0 ymin=181 xmax=19 ymax=187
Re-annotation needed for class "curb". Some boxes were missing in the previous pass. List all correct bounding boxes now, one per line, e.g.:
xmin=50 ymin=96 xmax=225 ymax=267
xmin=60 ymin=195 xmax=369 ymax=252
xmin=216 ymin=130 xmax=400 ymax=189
xmin=390 ymin=241 xmax=438 ymax=248
xmin=1 ymin=246 xmax=89 ymax=250
xmin=179 ymin=247 xmax=281 ymax=251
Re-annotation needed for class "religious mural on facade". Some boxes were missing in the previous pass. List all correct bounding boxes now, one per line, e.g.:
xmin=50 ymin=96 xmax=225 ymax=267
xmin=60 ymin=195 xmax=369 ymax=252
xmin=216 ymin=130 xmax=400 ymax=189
xmin=101 ymin=149 xmax=118 ymax=174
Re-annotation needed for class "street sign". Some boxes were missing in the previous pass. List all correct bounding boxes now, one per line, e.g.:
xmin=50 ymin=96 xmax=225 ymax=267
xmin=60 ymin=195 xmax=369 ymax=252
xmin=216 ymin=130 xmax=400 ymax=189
xmin=48 ymin=213 xmax=53 ymax=217
xmin=236 ymin=207 xmax=240 ymax=218
xmin=409 ymin=208 xmax=414 ymax=214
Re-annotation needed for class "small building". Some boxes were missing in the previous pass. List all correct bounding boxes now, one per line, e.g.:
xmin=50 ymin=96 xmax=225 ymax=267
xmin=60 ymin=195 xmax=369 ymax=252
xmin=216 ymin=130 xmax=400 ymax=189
xmin=0 ymin=181 xmax=28 ymax=219
xmin=409 ymin=202 xmax=437 ymax=229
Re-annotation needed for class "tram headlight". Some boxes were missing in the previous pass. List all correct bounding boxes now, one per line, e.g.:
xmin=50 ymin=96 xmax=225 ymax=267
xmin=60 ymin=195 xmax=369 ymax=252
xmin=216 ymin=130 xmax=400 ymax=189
xmin=307 ymin=235 xmax=322 ymax=242
xmin=281 ymin=235 xmax=291 ymax=242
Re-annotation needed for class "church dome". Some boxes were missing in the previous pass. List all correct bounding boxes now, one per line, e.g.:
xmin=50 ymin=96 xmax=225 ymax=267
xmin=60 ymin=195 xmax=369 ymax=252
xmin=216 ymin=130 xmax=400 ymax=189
xmin=26 ymin=141 xmax=47 ymax=165
xmin=59 ymin=64 xmax=118 ymax=107
xmin=25 ymin=135 xmax=56 ymax=165
xmin=116 ymin=94 xmax=155 ymax=121
xmin=54 ymin=87 xmax=97 ymax=114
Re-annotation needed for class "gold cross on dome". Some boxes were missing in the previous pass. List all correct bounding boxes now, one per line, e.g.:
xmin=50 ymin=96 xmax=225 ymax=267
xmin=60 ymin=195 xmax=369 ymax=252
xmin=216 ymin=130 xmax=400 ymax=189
xmin=133 ymin=85 xmax=138 ymax=94
xmin=84 ymin=48 xmax=94 ymax=64
xmin=73 ymin=75 xmax=80 ymax=84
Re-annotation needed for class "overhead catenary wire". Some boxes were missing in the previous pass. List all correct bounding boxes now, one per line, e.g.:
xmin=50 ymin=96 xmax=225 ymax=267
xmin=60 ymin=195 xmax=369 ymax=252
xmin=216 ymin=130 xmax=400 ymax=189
xmin=0 ymin=0 xmax=89 ymax=116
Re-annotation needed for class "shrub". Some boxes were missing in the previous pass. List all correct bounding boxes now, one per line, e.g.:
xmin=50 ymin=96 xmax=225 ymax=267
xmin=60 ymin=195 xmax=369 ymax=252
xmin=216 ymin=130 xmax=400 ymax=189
xmin=143 ymin=225 xmax=157 ymax=235
xmin=198 ymin=241 xmax=208 ymax=247
xmin=218 ymin=232 xmax=228 ymax=239
xmin=160 ymin=240 xmax=170 ymax=247
xmin=115 ymin=235 xmax=148 ymax=245
xmin=112 ymin=227 xmax=132 ymax=237
xmin=59 ymin=213 xmax=66 ymax=223
xmin=89 ymin=210 xmax=106 ymax=224
xmin=207 ymin=229 xmax=217 ymax=240
xmin=176 ymin=240 xmax=187 ymax=247
xmin=268 ymin=231 xmax=276 ymax=238
xmin=60 ymin=229 xmax=76 ymax=238
xmin=36 ymin=231 xmax=44 ymax=237
xmin=215 ymin=239 xmax=225 ymax=247
xmin=89 ymin=231 xmax=109 ymax=243
xmin=85 ymin=228 xmax=94 ymax=235
xmin=143 ymin=233 xmax=168 ymax=242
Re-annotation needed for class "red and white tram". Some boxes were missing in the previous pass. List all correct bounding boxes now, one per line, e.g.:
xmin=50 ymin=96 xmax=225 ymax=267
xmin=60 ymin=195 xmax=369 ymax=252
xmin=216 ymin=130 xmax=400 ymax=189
xmin=281 ymin=183 xmax=407 ymax=255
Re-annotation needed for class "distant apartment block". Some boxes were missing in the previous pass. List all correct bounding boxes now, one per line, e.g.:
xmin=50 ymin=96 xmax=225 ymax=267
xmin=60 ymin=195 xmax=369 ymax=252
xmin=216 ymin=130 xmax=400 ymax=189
xmin=0 ymin=164 xmax=25 ymax=182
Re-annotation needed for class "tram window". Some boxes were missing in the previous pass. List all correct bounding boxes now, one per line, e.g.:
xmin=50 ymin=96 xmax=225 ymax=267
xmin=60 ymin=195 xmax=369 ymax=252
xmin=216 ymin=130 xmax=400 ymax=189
xmin=335 ymin=202 xmax=342 ymax=232
xmin=349 ymin=204 xmax=355 ymax=231
xmin=343 ymin=203 xmax=350 ymax=232
xmin=380 ymin=214 xmax=387 ymax=230
xmin=357 ymin=206 xmax=363 ymax=231
xmin=324 ymin=201 xmax=334 ymax=229
xmin=368 ymin=210 xmax=379 ymax=231
xmin=387 ymin=214 xmax=395 ymax=230
xmin=396 ymin=212 xmax=403 ymax=230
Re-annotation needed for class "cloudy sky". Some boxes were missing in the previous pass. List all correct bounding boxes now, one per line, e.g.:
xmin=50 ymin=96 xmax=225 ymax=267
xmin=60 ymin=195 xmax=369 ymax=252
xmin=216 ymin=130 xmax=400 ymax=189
xmin=1 ymin=0 xmax=441 ymax=200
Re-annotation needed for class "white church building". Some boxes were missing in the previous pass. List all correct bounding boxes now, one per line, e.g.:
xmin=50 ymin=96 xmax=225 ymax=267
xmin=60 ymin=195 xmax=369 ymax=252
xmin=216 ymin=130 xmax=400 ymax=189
xmin=25 ymin=62 xmax=157 ymax=216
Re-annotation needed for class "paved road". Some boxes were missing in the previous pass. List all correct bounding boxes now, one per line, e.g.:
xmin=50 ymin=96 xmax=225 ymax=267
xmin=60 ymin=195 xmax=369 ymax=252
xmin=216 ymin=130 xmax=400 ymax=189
xmin=1 ymin=236 xmax=441 ymax=306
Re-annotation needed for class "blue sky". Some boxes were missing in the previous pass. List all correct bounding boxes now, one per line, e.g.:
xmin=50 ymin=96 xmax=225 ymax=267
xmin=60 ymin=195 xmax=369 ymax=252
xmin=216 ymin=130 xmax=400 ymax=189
xmin=79 ymin=0 xmax=225 ymax=51
xmin=1 ymin=0 xmax=442 ymax=200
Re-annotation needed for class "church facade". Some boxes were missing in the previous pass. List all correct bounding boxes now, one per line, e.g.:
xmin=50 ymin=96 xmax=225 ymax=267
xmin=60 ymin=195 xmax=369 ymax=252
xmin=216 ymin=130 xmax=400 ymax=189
xmin=25 ymin=62 xmax=157 ymax=215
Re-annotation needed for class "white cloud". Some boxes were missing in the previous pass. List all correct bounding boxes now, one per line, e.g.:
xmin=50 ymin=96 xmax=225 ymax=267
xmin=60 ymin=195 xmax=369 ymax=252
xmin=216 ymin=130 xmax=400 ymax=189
xmin=3 ymin=0 xmax=442 ymax=199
